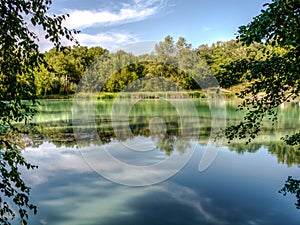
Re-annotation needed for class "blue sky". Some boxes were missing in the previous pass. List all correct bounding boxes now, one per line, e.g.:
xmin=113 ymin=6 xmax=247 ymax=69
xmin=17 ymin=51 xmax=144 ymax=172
xmin=43 ymin=0 xmax=268 ymax=52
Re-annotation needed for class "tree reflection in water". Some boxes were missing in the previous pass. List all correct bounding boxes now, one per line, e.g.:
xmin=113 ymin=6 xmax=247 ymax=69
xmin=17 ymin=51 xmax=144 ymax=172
xmin=27 ymin=99 xmax=300 ymax=209
xmin=279 ymin=176 xmax=300 ymax=209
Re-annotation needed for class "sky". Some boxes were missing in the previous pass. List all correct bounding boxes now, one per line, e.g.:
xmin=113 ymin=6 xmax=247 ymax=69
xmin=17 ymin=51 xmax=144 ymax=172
xmin=41 ymin=0 xmax=269 ymax=53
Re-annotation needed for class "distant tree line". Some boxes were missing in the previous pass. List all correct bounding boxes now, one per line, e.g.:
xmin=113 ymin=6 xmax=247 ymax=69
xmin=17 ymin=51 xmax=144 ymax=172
xmin=32 ymin=35 xmax=290 ymax=97
xmin=33 ymin=46 xmax=107 ymax=96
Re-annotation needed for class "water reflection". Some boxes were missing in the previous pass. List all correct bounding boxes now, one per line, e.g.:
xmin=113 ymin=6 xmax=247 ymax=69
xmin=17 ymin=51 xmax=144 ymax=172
xmin=29 ymin=100 xmax=300 ymax=166
xmin=17 ymin=99 xmax=300 ymax=224
xmin=21 ymin=141 xmax=300 ymax=225
xmin=280 ymin=176 xmax=300 ymax=209
xmin=227 ymin=142 xmax=300 ymax=166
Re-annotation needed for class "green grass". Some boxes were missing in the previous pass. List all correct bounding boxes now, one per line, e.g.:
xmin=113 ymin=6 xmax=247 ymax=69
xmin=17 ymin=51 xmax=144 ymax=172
xmin=37 ymin=94 xmax=74 ymax=100
xmin=36 ymin=89 xmax=239 ymax=100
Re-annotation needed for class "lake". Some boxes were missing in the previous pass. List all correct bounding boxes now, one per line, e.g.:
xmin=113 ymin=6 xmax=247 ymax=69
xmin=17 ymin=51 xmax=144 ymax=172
xmin=19 ymin=98 xmax=300 ymax=225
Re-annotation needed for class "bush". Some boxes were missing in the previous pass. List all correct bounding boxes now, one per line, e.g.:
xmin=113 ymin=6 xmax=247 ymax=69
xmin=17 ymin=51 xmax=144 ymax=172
xmin=97 ymin=93 xmax=117 ymax=99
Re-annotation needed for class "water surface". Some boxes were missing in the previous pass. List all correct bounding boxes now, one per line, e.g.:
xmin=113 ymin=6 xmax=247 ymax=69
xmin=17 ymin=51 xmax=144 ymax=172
xmin=20 ymin=99 xmax=300 ymax=225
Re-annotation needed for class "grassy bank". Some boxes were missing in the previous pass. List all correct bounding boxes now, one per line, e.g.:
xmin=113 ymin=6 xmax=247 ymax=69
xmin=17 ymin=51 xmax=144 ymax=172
xmin=37 ymin=94 xmax=75 ymax=100
xmin=97 ymin=90 xmax=236 ymax=100
xmin=36 ymin=90 xmax=237 ymax=100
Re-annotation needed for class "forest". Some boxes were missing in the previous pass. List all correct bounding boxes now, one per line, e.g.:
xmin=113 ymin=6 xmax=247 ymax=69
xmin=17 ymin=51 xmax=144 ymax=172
xmin=32 ymin=36 xmax=288 ymax=98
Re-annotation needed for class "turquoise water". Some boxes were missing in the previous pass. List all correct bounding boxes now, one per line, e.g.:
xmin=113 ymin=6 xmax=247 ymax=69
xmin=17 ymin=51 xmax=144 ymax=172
xmin=19 ymin=99 xmax=300 ymax=225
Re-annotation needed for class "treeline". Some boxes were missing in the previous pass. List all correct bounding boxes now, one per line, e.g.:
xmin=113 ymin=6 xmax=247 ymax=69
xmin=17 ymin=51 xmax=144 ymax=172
xmin=34 ymin=46 xmax=107 ymax=96
xmin=33 ymin=35 xmax=287 ymax=97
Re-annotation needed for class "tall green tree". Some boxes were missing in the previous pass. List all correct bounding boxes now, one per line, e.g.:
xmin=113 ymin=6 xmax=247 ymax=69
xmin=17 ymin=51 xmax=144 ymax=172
xmin=79 ymin=50 xmax=136 ymax=92
xmin=224 ymin=0 xmax=299 ymax=144
xmin=155 ymin=36 xmax=214 ymax=90
xmin=155 ymin=35 xmax=177 ymax=65
xmin=222 ymin=0 xmax=299 ymax=209
xmin=34 ymin=64 xmax=57 ymax=96
xmin=197 ymin=40 xmax=264 ymax=87
xmin=38 ymin=46 xmax=107 ymax=95
xmin=0 ymin=1 xmax=77 ymax=224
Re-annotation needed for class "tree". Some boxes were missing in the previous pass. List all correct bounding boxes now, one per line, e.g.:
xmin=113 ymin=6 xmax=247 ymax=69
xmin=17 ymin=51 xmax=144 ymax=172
xmin=34 ymin=64 xmax=56 ymax=96
xmin=279 ymin=176 xmax=300 ymax=209
xmin=224 ymin=0 xmax=300 ymax=144
xmin=222 ymin=0 xmax=299 ymax=209
xmin=155 ymin=35 xmax=177 ymax=65
xmin=0 ymin=1 xmax=77 ymax=224
xmin=197 ymin=40 xmax=265 ymax=88
xmin=155 ymin=36 xmax=214 ymax=90
xmin=39 ymin=46 xmax=107 ymax=95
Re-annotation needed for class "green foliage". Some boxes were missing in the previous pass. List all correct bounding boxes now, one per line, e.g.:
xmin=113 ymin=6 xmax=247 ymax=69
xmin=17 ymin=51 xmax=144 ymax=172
xmin=35 ymin=46 xmax=107 ymax=96
xmin=0 ymin=139 xmax=38 ymax=225
xmin=0 ymin=0 xmax=77 ymax=224
xmin=34 ymin=36 xmax=281 ymax=97
xmin=279 ymin=176 xmax=300 ymax=209
xmin=283 ymin=132 xmax=300 ymax=146
xmin=197 ymin=40 xmax=264 ymax=87
xmin=34 ymin=64 xmax=56 ymax=96
xmin=77 ymin=50 xmax=135 ymax=93
xmin=223 ymin=0 xmax=300 ymax=145
xmin=188 ymin=91 xmax=206 ymax=99
xmin=221 ymin=1 xmax=300 ymax=209
xmin=237 ymin=0 xmax=299 ymax=48
xmin=97 ymin=93 xmax=118 ymax=99
xmin=78 ymin=36 xmax=214 ymax=94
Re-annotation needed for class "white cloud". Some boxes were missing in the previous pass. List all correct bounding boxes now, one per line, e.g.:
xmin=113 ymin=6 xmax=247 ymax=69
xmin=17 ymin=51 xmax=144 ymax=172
xmin=159 ymin=183 xmax=227 ymax=225
xmin=36 ymin=182 xmax=226 ymax=225
xmin=34 ymin=0 xmax=167 ymax=51
xmin=36 ymin=31 xmax=139 ymax=52
xmin=75 ymin=32 xmax=138 ymax=50
xmin=64 ymin=0 xmax=164 ymax=29
xmin=20 ymin=143 xmax=226 ymax=225
xmin=21 ymin=142 xmax=91 ymax=186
